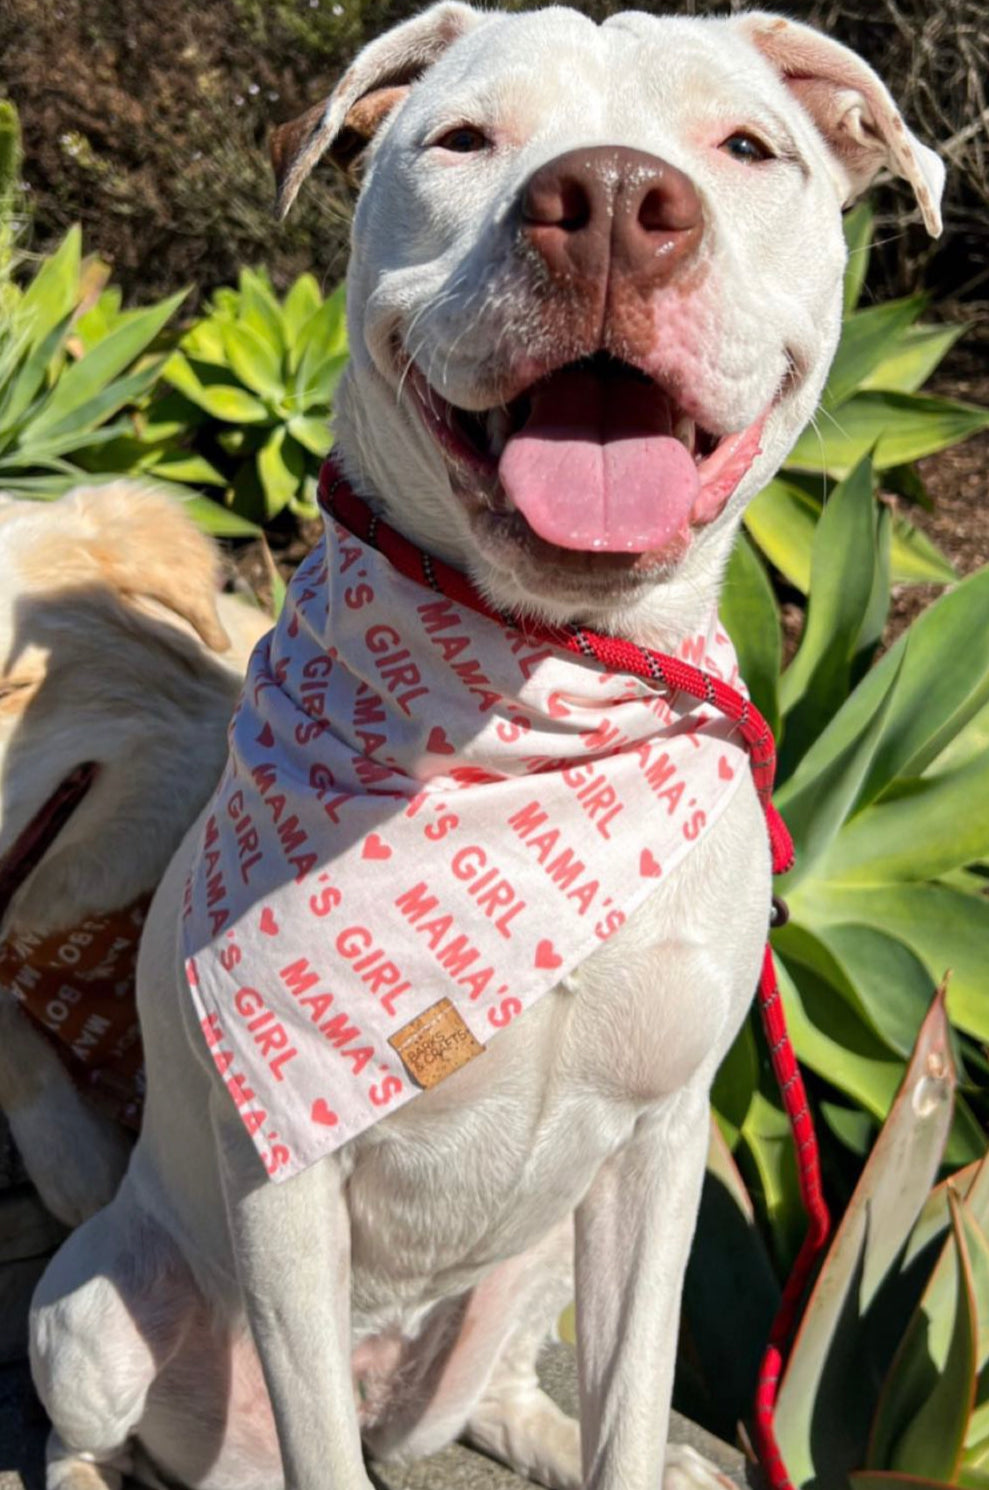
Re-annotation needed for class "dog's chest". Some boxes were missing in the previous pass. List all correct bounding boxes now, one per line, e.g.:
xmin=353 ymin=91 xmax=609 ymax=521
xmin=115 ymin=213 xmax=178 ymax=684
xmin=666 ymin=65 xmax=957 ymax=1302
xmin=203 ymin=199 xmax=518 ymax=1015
xmin=344 ymin=919 xmax=731 ymax=1316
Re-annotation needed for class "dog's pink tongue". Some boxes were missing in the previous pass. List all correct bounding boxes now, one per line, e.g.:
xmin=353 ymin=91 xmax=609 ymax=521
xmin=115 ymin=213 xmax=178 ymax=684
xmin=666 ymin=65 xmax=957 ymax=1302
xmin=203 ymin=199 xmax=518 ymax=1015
xmin=499 ymin=367 xmax=700 ymax=552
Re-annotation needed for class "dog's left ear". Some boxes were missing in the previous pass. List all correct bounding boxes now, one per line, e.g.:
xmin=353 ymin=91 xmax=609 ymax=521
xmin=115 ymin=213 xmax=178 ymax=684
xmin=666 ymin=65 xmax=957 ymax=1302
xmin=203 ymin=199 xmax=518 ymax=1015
xmin=270 ymin=0 xmax=486 ymax=217
xmin=734 ymin=13 xmax=944 ymax=236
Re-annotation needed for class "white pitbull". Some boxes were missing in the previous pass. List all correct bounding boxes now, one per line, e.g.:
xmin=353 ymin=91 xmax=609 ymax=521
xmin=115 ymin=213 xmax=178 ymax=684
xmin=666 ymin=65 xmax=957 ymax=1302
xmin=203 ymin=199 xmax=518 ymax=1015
xmin=29 ymin=8 xmax=942 ymax=1490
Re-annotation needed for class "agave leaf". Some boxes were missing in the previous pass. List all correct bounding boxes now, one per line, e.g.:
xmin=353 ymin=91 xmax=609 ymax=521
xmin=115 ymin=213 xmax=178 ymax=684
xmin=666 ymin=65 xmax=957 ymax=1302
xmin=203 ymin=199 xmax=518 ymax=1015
xmin=794 ymin=882 xmax=989 ymax=1046
xmin=743 ymin=476 xmax=820 ymax=593
xmin=283 ymin=274 xmax=323 ymax=356
xmin=15 ymin=364 xmax=166 ymax=456
xmin=842 ymin=202 xmax=874 ymax=315
xmin=774 ymin=958 xmax=902 ymax=1121
xmin=819 ymin=1100 xmax=876 ymax=1156
xmin=679 ymin=1119 xmax=780 ymax=1442
xmin=890 ymin=512 xmax=957 ymax=585
xmin=222 ymin=320 xmax=284 ymax=404
xmin=146 ymin=452 xmax=226 ymax=486
xmin=181 ymin=317 xmax=228 ymax=366
xmin=257 ymin=426 xmax=306 ymax=520
xmin=869 ymin=1190 xmax=978 ymax=1477
xmin=773 ymin=988 xmax=955 ymax=1486
xmin=822 ymin=296 xmax=928 ymax=411
xmin=777 ymin=566 xmax=989 ymax=809
xmin=779 ymin=455 xmax=879 ymax=743
xmin=811 ymin=924 xmax=937 ymax=1060
xmin=719 ymin=532 xmax=780 ymax=735
xmin=862 ymin=321 xmax=967 ymax=395
xmin=15 ymin=226 xmax=81 ymax=348
xmin=774 ymin=653 xmax=899 ymax=886
xmin=175 ymin=494 xmax=261 ymax=536
xmin=26 ymin=291 xmax=186 ymax=438
xmin=817 ymin=754 xmax=989 ymax=886
xmin=288 ymin=413 xmax=334 ymax=458
xmin=0 ymin=311 xmax=74 ymax=442
xmin=788 ymin=391 xmax=989 ymax=476
xmin=237 ymin=267 xmax=285 ymax=354
xmin=163 ymin=353 xmax=271 ymax=424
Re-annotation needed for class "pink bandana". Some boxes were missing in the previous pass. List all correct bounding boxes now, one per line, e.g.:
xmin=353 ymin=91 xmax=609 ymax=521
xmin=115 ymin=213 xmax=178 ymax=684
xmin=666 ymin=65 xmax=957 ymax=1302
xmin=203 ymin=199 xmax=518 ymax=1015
xmin=183 ymin=487 xmax=749 ymax=1181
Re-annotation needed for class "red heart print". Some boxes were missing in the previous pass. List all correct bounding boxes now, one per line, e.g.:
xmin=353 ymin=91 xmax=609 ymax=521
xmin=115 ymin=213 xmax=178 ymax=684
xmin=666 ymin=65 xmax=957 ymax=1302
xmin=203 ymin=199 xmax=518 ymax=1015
xmin=311 ymin=1099 xmax=338 ymax=1126
xmin=427 ymin=725 xmax=455 ymax=755
xmin=718 ymin=755 xmax=735 ymax=781
xmin=259 ymin=906 xmax=279 ymax=937
xmin=362 ymin=833 xmax=392 ymax=861
xmin=640 ymin=849 xmax=662 ymax=879
xmin=256 ymin=722 xmax=275 ymax=748
xmin=547 ymin=692 xmax=571 ymax=720
xmin=535 ymin=939 xmax=563 ymax=971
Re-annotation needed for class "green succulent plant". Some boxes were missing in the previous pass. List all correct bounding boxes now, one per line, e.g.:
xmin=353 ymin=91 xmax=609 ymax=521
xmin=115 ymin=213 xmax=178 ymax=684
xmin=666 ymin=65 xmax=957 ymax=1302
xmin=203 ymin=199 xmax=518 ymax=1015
xmin=0 ymin=227 xmax=188 ymax=500
xmin=0 ymin=98 xmax=24 ymax=309
xmin=744 ymin=203 xmax=989 ymax=594
xmin=688 ymin=990 xmax=989 ymax=1488
xmin=157 ymin=266 xmax=348 ymax=525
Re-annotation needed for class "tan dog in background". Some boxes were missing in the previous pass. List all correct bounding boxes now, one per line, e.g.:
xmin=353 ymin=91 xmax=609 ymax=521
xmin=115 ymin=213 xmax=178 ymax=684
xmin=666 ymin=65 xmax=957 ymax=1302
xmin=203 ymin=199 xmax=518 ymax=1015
xmin=0 ymin=485 xmax=267 ymax=1225
xmin=29 ymin=8 xmax=942 ymax=1490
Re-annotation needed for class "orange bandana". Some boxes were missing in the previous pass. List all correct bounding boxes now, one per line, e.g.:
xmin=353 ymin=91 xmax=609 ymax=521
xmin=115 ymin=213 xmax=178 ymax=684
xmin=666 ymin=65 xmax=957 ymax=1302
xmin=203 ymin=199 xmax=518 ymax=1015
xmin=0 ymin=897 xmax=151 ymax=1127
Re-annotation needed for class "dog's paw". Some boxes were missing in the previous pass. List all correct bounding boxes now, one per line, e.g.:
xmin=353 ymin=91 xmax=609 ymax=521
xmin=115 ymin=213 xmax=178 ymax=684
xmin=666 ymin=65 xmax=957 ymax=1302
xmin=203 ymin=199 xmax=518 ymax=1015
xmin=663 ymin=1443 xmax=739 ymax=1490
xmin=9 ymin=1086 xmax=132 ymax=1227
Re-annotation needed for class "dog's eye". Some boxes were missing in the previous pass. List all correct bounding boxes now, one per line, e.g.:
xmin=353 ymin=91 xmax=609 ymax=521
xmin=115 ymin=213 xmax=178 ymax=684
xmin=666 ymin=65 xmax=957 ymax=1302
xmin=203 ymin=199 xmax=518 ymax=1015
xmin=433 ymin=126 xmax=490 ymax=154
xmin=719 ymin=132 xmax=775 ymax=164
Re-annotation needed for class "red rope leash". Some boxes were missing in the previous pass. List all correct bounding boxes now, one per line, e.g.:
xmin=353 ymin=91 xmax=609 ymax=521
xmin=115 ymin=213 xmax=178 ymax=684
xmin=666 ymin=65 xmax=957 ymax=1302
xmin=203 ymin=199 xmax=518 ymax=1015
xmin=318 ymin=461 xmax=830 ymax=1486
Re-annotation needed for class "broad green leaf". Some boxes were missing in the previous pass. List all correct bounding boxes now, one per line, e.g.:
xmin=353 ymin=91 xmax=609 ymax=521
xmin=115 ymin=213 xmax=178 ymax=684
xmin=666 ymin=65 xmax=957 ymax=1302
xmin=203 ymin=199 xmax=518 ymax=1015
xmin=871 ymin=1191 xmax=978 ymax=1477
xmin=775 ymin=654 xmax=898 ymax=885
xmin=792 ymin=881 xmax=989 ymax=1046
xmin=738 ymin=1087 xmax=806 ymax=1269
xmin=819 ymin=1101 xmax=876 ymax=1156
xmin=147 ymin=452 xmax=226 ymax=486
xmin=288 ymin=413 xmax=333 ymax=457
xmin=292 ymin=348 xmax=348 ymax=414
xmin=862 ymin=321 xmax=967 ymax=395
xmin=283 ymin=274 xmax=323 ymax=353
xmin=27 ymin=290 xmax=186 ymax=437
xmin=890 ymin=512 xmax=957 ymax=585
xmin=788 ymin=391 xmax=989 ymax=476
xmin=823 ymin=296 xmax=927 ymax=411
xmin=774 ymin=990 xmax=955 ymax=1486
xmin=779 ymin=456 xmax=879 ymax=754
xmin=743 ymin=477 xmax=821 ymax=593
xmin=222 ymin=320 xmax=284 ymax=403
xmin=257 ymin=426 xmax=306 ymax=519
xmin=927 ymin=699 xmax=989 ymax=779
xmin=842 ymin=202 xmax=874 ymax=315
xmin=819 ymin=753 xmax=989 ymax=885
xmin=718 ymin=533 xmax=780 ymax=735
xmin=814 ymin=924 xmax=937 ymax=1059
xmin=777 ymin=566 xmax=989 ymax=809
xmin=0 ymin=312 xmax=74 ymax=440
xmin=180 ymin=317 xmax=228 ymax=366
xmin=16 ymin=226 xmax=81 ymax=347
xmin=163 ymin=353 xmax=271 ymax=423
xmin=775 ymin=958 xmax=902 ymax=1121
xmin=177 ymin=494 xmax=261 ymax=536
xmin=14 ymin=364 xmax=165 ymax=455
xmin=238 ymin=266 xmax=285 ymax=354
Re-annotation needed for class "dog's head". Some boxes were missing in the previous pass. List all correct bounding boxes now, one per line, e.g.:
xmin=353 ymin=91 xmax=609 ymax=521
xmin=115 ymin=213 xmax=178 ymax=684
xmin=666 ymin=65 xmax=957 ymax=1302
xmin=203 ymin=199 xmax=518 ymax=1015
xmin=274 ymin=4 xmax=943 ymax=644
xmin=0 ymin=485 xmax=266 ymax=937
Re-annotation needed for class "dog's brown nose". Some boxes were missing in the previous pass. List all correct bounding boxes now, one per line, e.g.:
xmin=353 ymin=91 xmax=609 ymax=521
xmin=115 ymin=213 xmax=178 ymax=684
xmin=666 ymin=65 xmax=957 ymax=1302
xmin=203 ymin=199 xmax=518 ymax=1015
xmin=520 ymin=146 xmax=703 ymax=286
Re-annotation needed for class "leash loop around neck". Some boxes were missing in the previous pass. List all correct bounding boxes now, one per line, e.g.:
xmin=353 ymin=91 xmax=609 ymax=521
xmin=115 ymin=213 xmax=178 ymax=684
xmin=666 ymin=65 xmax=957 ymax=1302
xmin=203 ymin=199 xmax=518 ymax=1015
xmin=318 ymin=461 xmax=829 ymax=1488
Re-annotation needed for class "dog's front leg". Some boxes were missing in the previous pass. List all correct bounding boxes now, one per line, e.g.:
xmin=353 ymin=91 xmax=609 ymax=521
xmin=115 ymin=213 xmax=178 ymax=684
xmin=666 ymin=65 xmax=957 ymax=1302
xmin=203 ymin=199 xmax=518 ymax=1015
xmin=213 ymin=1094 xmax=369 ymax=1490
xmin=575 ymin=1086 xmax=722 ymax=1490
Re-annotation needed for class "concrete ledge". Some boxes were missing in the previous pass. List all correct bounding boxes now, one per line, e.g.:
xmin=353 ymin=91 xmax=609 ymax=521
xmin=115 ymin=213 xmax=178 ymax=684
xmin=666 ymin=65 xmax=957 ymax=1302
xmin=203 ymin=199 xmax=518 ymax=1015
xmin=1 ymin=1342 xmax=759 ymax=1490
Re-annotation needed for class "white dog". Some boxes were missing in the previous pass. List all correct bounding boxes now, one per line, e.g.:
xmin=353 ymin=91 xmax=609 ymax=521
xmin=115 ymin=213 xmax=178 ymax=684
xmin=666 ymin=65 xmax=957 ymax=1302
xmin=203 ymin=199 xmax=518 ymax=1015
xmin=0 ymin=485 xmax=267 ymax=1225
xmin=29 ymin=8 xmax=942 ymax=1490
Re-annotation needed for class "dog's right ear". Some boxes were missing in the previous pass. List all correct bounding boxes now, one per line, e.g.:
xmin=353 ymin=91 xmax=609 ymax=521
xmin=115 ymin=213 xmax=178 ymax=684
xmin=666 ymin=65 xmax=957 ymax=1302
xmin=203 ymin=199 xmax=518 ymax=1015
xmin=270 ymin=1 xmax=484 ymax=218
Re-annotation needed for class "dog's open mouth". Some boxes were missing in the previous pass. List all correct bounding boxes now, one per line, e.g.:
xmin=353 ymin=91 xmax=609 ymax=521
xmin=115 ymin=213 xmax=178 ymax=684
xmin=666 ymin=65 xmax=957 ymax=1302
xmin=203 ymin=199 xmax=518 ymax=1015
xmin=407 ymin=352 xmax=767 ymax=559
xmin=0 ymin=762 xmax=99 ymax=929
